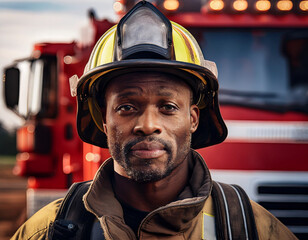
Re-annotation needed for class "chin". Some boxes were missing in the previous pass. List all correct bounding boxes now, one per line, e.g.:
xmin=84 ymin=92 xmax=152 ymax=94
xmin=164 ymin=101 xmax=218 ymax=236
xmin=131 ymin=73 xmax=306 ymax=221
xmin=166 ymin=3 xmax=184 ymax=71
xmin=126 ymin=165 xmax=174 ymax=183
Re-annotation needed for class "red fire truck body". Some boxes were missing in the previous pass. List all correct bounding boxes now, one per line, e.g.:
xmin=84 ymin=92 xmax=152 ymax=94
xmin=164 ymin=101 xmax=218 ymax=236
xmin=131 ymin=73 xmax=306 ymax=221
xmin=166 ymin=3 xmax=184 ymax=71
xmin=2 ymin=0 xmax=308 ymax=238
xmin=3 ymin=16 xmax=113 ymax=216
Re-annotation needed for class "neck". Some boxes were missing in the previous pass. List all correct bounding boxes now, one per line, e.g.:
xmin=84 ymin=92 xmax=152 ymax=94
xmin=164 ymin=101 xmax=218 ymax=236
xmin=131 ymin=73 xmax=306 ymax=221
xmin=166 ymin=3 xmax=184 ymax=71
xmin=113 ymin=158 xmax=190 ymax=212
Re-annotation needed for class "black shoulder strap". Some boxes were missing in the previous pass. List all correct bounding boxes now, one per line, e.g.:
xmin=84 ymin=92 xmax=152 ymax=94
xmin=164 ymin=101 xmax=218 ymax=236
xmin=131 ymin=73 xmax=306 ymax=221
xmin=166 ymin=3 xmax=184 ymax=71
xmin=48 ymin=181 xmax=96 ymax=240
xmin=211 ymin=181 xmax=259 ymax=240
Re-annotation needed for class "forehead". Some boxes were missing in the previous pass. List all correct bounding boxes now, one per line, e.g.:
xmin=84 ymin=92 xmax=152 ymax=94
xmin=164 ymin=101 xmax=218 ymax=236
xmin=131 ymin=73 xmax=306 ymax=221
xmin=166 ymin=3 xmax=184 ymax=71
xmin=105 ymin=71 xmax=192 ymax=96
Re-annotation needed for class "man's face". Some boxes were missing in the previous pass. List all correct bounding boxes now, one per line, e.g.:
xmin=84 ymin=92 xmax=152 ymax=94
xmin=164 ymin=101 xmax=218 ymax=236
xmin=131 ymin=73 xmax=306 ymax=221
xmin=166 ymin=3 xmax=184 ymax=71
xmin=102 ymin=72 xmax=199 ymax=182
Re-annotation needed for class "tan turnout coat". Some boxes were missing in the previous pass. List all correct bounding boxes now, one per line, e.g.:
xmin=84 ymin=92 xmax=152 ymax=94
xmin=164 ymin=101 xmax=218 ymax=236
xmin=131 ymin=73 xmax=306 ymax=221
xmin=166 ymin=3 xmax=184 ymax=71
xmin=11 ymin=150 xmax=297 ymax=240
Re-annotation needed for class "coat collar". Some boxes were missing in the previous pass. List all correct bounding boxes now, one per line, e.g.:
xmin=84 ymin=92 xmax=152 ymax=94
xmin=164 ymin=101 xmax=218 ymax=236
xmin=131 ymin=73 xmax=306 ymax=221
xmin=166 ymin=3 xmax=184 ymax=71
xmin=83 ymin=149 xmax=212 ymax=238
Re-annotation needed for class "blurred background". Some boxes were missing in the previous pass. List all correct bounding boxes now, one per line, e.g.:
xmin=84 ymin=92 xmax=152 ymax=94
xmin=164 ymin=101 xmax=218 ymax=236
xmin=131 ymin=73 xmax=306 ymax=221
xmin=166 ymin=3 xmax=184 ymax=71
xmin=0 ymin=1 xmax=115 ymax=239
xmin=0 ymin=0 xmax=116 ymax=130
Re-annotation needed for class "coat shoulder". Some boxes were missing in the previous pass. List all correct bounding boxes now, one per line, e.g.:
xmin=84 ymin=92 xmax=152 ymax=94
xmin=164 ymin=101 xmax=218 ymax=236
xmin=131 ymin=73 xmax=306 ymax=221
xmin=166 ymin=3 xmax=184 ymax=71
xmin=10 ymin=198 xmax=63 ymax=240
xmin=251 ymin=200 xmax=298 ymax=240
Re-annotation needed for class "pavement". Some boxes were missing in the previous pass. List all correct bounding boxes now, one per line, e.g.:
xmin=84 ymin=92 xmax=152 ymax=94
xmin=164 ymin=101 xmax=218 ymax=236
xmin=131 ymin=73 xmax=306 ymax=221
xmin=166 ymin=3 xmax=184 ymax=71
xmin=0 ymin=166 xmax=27 ymax=240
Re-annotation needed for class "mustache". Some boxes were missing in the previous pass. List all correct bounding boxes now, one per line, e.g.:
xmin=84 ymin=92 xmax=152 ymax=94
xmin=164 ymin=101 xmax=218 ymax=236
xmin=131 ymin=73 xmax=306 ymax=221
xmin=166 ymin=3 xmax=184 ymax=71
xmin=124 ymin=136 xmax=172 ymax=156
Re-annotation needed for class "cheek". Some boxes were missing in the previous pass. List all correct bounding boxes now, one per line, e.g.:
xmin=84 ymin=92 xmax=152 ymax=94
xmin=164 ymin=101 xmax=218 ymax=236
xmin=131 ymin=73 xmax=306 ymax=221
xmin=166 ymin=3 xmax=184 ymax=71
xmin=176 ymin=125 xmax=191 ymax=147
xmin=105 ymin=109 xmax=123 ymax=137
xmin=105 ymin=112 xmax=119 ymax=144
xmin=105 ymin=115 xmax=134 ymax=150
xmin=165 ymin=115 xmax=192 ymax=148
xmin=106 ymin=122 xmax=123 ymax=145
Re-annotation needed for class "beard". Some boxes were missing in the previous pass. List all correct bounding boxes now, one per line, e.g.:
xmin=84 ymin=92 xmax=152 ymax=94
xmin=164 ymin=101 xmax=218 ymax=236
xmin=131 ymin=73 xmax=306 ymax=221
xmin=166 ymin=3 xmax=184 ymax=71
xmin=108 ymin=135 xmax=191 ymax=183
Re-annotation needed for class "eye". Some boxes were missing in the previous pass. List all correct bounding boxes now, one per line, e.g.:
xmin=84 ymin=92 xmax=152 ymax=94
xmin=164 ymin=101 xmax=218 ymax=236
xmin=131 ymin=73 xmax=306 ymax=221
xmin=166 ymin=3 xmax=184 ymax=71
xmin=116 ymin=104 xmax=137 ymax=113
xmin=160 ymin=103 xmax=178 ymax=113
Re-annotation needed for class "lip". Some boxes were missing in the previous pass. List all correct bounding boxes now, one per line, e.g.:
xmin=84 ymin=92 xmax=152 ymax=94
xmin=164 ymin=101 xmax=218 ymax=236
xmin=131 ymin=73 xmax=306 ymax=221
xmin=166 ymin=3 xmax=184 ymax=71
xmin=130 ymin=141 xmax=166 ymax=159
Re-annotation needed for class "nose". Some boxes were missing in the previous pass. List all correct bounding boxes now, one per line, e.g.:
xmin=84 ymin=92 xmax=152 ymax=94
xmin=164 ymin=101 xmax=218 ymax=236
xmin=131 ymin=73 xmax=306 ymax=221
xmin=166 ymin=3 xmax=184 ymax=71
xmin=133 ymin=106 xmax=162 ymax=136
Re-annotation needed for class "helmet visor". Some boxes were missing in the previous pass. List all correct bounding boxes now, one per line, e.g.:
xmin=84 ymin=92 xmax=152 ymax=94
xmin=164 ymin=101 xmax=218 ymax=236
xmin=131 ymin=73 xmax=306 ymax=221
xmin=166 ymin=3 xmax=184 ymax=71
xmin=116 ymin=1 xmax=173 ymax=60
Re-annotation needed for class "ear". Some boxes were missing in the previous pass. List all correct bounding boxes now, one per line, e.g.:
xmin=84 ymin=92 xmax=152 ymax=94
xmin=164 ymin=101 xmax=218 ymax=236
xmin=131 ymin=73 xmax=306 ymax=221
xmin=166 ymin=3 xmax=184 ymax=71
xmin=190 ymin=105 xmax=200 ymax=133
xmin=103 ymin=122 xmax=108 ymax=134
xmin=101 ymin=107 xmax=108 ymax=134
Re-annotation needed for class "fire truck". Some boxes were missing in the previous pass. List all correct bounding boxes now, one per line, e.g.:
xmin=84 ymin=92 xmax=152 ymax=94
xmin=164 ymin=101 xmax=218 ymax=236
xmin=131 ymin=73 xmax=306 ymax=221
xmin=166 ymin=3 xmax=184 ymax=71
xmin=2 ymin=11 xmax=113 ymax=218
xmin=2 ymin=0 xmax=308 ymax=238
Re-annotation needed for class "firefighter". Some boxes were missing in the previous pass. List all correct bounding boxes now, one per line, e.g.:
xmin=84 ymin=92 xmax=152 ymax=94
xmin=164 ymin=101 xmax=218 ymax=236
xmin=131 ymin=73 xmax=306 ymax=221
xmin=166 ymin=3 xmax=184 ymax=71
xmin=12 ymin=1 xmax=297 ymax=239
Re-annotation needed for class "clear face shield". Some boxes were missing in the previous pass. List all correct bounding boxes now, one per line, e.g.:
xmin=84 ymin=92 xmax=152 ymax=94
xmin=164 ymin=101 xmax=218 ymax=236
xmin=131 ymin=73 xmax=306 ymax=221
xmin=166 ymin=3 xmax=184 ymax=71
xmin=115 ymin=1 xmax=174 ymax=61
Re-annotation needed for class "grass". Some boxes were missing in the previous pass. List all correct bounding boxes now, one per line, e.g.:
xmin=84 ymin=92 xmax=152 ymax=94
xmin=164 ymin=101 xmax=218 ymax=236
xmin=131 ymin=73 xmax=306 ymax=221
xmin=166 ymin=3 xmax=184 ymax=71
xmin=0 ymin=155 xmax=16 ymax=166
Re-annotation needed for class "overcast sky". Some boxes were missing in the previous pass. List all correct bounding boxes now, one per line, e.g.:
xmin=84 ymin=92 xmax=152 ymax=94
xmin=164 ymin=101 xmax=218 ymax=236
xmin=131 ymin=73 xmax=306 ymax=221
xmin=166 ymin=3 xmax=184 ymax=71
xmin=0 ymin=0 xmax=116 ymax=130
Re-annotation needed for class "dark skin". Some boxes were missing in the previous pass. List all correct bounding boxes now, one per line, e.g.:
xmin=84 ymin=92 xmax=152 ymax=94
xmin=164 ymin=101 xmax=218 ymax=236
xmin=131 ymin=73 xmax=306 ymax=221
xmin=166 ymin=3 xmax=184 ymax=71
xmin=102 ymin=72 xmax=200 ymax=212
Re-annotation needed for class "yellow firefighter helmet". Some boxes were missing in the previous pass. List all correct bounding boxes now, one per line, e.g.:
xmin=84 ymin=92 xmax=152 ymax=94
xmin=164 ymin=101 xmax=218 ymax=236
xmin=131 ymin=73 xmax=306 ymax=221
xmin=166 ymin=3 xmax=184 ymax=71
xmin=70 ymin=1 xmax=227 ymax=149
